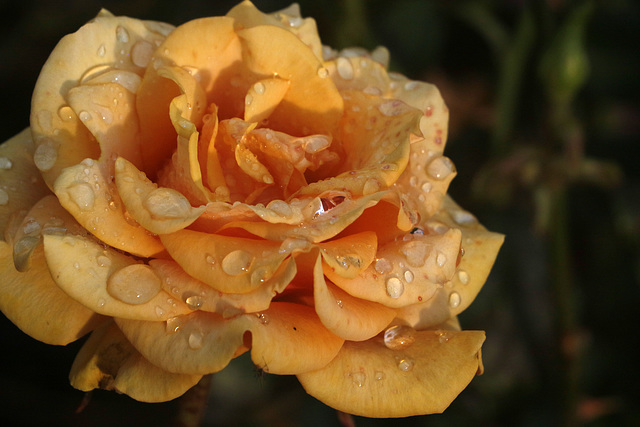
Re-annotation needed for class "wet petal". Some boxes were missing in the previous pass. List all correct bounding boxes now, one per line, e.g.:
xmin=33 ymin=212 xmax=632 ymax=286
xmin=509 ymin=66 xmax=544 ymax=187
xmin=116 ymin=311 xmax=248 ymax=375
xmin=53 ymin=159 xmax=164 ymax=257
xmin=297 ymin=330 xmax=485 ymax=417
xmin=30 ymin=12 xmax=170 ymax=186
xmin=0 ymin=240 xmax=105 ymax=345
xmin=160 ymin=230 xmax=287 ymax=294
xmin=244 ymin=77 xmax=290 ymax=124
xmin=70 ymin=322 xmax=201 ymax=401
xmin=114 ymin=157 xmax=206 ymax=234
xmin=313 ymin=255 xmax=395 ymax=341
xmin=319 ymin=231 xmax=377 ymax=279
xmin=0 ymin=129 xmax=51 ymax=241
xmin=43 ymin=233 xmax=189 ymax=320
xmin=325 ymin=56 xmax=390 ymax=93
xmin=245 ymin=302 xmax=344 ymax=374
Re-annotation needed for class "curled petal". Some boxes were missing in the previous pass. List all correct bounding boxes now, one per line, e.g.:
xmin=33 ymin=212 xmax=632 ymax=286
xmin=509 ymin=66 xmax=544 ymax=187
xmin=325 ymin=56 xmax=391 ymax=94
xmin=244 ymin=77 xmax=291 ymax=124
xmin=297 ymin=330 xmax=485 ymax=417
xmin=318 ymin=231 xmax=377 ymax=279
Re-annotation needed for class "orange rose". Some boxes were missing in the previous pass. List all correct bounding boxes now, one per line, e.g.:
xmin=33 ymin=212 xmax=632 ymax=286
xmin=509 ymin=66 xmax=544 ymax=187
xmin=0 ymin=1 xmax=503 ymax=417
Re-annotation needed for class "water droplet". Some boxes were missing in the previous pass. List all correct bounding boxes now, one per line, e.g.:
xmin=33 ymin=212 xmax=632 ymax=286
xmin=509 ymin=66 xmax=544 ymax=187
xmin=336 ymin=57 xmax=354 ymax=80
xmin=451 ymin=209 xmax=477 ymax=225
xmin=13 ymin=236 xmax=40 ymax=272
xmin=397 ymin=357 xmax=414 ymax=372
xmin=378 ymin=100 xmax=405 ymax=117
xmin=97 ymin=44 xmax=106 ymax=57
xmin=375 ymin=371 xmax=386 ymax=381
xmin=143 ymin=187 xmax=192 ymax=219
xmin=302 ymin=135 xmax=331 ymax=154
xmin=449 ymin=291 xmax=461 ymax=308
xmin=96 ymin=255 xmax=111 ymax=267
xmin=288 ymin=16 xmax=304 ymax=27
xmin=107 ymin=264 xmax=162 ymax=305
xmin=67 ymin=182 xmax=95 ymax=211
xmin=401 ymin=240 xmax=429 ymax=268
xmin=0 ymin=157 xmax=12 ymax=169
xmin=166 ymin=316 xmax=183 ymax=334
xmin=78 ymin=111 xmax=92 ymax=122
xmin=245 ymin=94 xmax=253 ymax=106
xmin=349 ymin=371 xmax=366 ymax=387
xmin=253 ymin=81 xmax=266 ymax=94
xmin=427 ymin=156 xmax=455 ymax=180
xmin=317 ymin=67 xmax=329 ymax=78
xmin=221 ymin=250 xmax=254 ymax=276
xmin=374 ymin=257 xmax=393 ymax=274
xmin=421 ymin=182 xmax=432 ymax=193
xmin=0 ymin=189 xmax=8 ymax=206
xmin=33 ymin=141 xmax=58 ymax=171
xmin=205 ymin=253 xmax=216 ymax=267
xmin=131 ymin=40 xmax=154 ymax=67
xmin=457 ymin=270 xmax=470 ymax=285
xmin=336 ymin=299 xmax=344 ymax=308
xmin=155 ymin=306 xmax=165 ymax=317
xmin=22 ymin=219 xmax=41 ymax=235
xmin=403 ymin=270 xmax=414 ymax=283
xmin=404 ymin=80 xmax=418 ymax=91
xmin=188 ymin=331 xmax=204 ymax=349
xmin=386 ymin=276 xmax=404 ymax=299
xmin=436 ymin=251 xmax=447 ymax=267
xmin=437 ymin=330 xmax=450 ymax=343
xmin=267 ymin=199 xmax=293 ymax=217
xmin=256 ymin=313 xmax=270 ymax=325
xmin=384 ymin=325 xmax=416 ymax=350
xmin=185 ymin=295 xmax=204 ymax=310
xmin=116 ymin=26 xmax=130 ymax=43
xmin=57 ymin=106 xmax=74 ymax=122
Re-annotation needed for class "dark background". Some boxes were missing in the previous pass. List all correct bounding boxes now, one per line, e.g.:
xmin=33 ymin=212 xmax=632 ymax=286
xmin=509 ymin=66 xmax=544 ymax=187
xmin=1 ymin=0 xmax=639 ymax=425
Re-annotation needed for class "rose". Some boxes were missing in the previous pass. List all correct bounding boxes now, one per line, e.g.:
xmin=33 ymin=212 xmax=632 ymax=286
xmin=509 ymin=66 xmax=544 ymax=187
xmin=0 ymin=1 xmax=503 ymax=417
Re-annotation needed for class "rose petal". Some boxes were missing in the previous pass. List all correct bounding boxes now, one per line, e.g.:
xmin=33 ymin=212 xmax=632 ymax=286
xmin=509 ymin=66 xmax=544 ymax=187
xmin=237 ymin=25 xmax=343 ymax=136
xmin=116 ymin=311 xmax=248 ymax=375
xmin=30 ymin=11 xmax=170 ymax=186
xmin=150 ymin=257 xmax=296 ymax=317
xmin=396 ymin=196 xmax=505 ymax=328
xmin=313 ymin=255 xmax=395 ymax=341
xmin=244 ymin=77 xmax=291 ymax=124
xmin=200 ymin=105 xmax=228 ymax=197
xmin=0 ymin=129 xmax=51 ymax=241
xmin=43 ymin=233 xmax=190 ymax=320
xmin=245 ymin=302 xmax=344 ymax=374
xmin=297 ymin=330 xmax=485 ymax=417
xmin=325 ymin=56 xmax=391 ymax=93
xmin=114 ymin=157 xmax=206 ymax=234
xmin=70 ymin=322 xmax=201 ymax=401
xmin=318 ymin=231 xmax=377 ymax=279
xmin=160 ymin=230 xmax=287 ymax=294
xmin=0 ymin=240 xmax=105 ymax=345
xmin=325 ymin=229 xmax=462 ymax=308
xmin=53 ymin=159 xmax=164 ymax=257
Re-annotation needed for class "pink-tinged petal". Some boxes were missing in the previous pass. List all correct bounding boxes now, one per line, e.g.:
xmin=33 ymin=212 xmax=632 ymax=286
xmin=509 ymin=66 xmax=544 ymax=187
xmin=0 ymin=129 xmax=51 ymax=241
xmin=116 ymin=311 xmax=248 ymax=375
xmin=0 ymin=240 xmax=105 ymax=345
xmin=297 ymin=330 xmax=485 ymax=417
xmin=114 ymin=157 xmax=206 ymax=235
xmin=70 ymin=322 xmax=202 ymax=402
xmin=53 ymin=159 xmax=164 ymax=257
xmin=43 ymin=233 xmax=189 ymax=321
xmin=326 ymin=229 xmax=462 ymax=308
xmin=245 ymin=302 xmax=344 ymax=374
xmin=313 ymin=255 xmax=395 ymax=341
xmin=318 ymin=231 xmax=377 ymax=279
xmin=30 ymin=11 xmax=170 ymax=187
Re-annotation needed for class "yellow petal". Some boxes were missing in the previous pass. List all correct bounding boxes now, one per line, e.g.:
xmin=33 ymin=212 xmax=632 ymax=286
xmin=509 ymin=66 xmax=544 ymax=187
xmin=43 ymin=233 xmax=190 ymax=320
xmin=31 ymin=12 xmax=170 ymax=186
xmin=313 ymin=255 xmax=395 ymax=341
xmin=237 ymin=25 xmax=343 ymax=136
xmin=325 ymin=56 xmax=391 ymax=93
xmin=116 ymin=311 xmax=248 ymax=375
xmin=114 ymin=157 xmax=206 ymax=234
xmin=53 ymin=159 xmax=164 ymax=257
xmin=0 ymin=129 xmax=51 ymax=241
xmin=396 ymin=196 xmax=505 ymax=328
xmin=244 ymin=77 xmax=291 ymax=124
xmin=0 ymin=240 xmax=105 ymax=345
xmin=325 ymin=229 xmax=462 ymax=309
xmin=319 ymin=231 xmax=377 ymax=279
xmin=245 ymin=302 xmax=344 ymax=374
xmin=70 ymin=322 xmax=202 ymax=401
xmin=200 ymin=106 xmax=228 ymax=195
xmin=160 ymin=230 xmax=287 ymax=294
xmin=297 ymin=330 xmax=485 ymax=417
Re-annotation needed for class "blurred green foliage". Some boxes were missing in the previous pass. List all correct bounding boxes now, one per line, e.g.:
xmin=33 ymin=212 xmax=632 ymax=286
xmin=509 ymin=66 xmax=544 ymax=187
xmin=1 ymin=0 xmax=639 ymax=426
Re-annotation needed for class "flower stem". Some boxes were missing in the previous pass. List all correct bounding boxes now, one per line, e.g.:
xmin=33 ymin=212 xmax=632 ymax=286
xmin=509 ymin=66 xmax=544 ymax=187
xmin=173 ymin=375 xmax=212 ymax=427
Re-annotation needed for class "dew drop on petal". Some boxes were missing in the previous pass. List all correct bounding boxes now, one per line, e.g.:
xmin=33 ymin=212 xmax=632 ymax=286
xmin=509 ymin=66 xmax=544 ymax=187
xmin=437 ymin=330 xmax=450 ymax=343
xmin=205 ymin=253 xmax=216 ymax=267
xmin=449 ymin=291 xmax=461 ymax=309
xmin=374 ymin=371 xmax=385 ymax=381
xmin=97 ymin=44 xmax=106 ymax=57
xmin=116 ymin=26 xmax=130 ymax=43
xmin=221 ymin=250 xmax=254 ymax=276
xmin=317 ymin=67 xmax=329 ymax=78
xmin=403 ymin=269 xmax=414 ymax=283
xmin=253 ymin=81 xmax=266 ymax=95
xmin=336 ymin=57 xmax=354 ymax=80
xmin=67 ymin=182 xmax=95 ymax=211
xmin=33 ymin=142 xmax=58 ymax=172
xmin=188 ymin=331 xmax=204 ymax=349
xmin=131 ymin=40 xmax=154 ymax=68
xmin=0 ymin=189 xmax=8 ymax=206
xmin=78 ymin=111 xmax=92 ymax=122
xmin=401 ymin=240 xmax=428 ymax=268
xmin=267 ymin=199 xmax=292 ymax=217
xmin=0 ymin=157 xmax=12 ymax=170
xmin=143 ymin=187 xmax=192 ymax=219
xmin=383 ymin=325 xmax=416 ymax=350
xmin=458 ymin=270 xmax=470 ymax=285
xmin=451 ymin=209 xmax=477 ymax=225
xmin=404 ymin=80 xmax=418 ymax=91
xmin=397 ymin=357 xmax=414 ymax=372
xmin=256 ymin=313 xmax=270 ymax=325
xmin=57 ymin=106 xmax=74 ymax=122
xmin=245 ymin=94 xmax=253 ymax=106
xmin=378 ymin=100 xmax=405 ymax=117
xmin=374 ymin=257 xmax=393 ymax=274
xmin=96 ymin=255 xmax=111 ymax=267
xmin=185 ymin=295 xmax=204 ymax=310
xmin=436 ymin=251 xmax=447 ymax=267
xmin=166 ymin=316 xmax=183 ymax=334
xmin=107 ymin=264 xmax=162 ymax=305
xmin=421 ymin=182 xmax=432 ymax=193
xmin=336 ymin=299 xmax=344 ymax=308
xmin=427 ymin=156 xmax=455 ymax=180
xmin=385 ymin=276 xmax=404 ymax=299
xmin=13 ymin=236 xmax=40 ymax=272
xmin=349 ymin=371 xmax=366 ymax=387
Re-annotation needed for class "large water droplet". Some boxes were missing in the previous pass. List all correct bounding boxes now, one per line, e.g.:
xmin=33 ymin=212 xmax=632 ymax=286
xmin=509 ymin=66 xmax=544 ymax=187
xmin=67 ymin=182 xmax=95 ymax=211
xmin=403 ymin=269 xmax=414 ymax=283
xmin=221 ymin=250 xmax=254 ymax=276
xmin=107 ymin=264 xmax=162 ymax=305
xmin=384 ymin=325 xmax=417 ymax=350
xmin=131 ymin=40 xmax=154 ymax=67
xmin=144 ymin=187 xmax=192 ymax=219
xmin=33 ymin=142 xmax=58 ymax=171
xmin=188 ymin=331 xmax=204 ymax=349
xmin=427 ymin=156 xmax=455 ymax=180
xmin=386 ymin=276 xmax=404 ymax=299
xmin=336 ymin=57 xmax=354 ymax=80
xmin=449 ymin=291 xmax=461 ymax=309
xmin=116 ymin=26 xmax=130 ymax=43
xmin=185 ymin=295 xmax=204 ymax=310
xmin=401 ymin=240 xmax=429 ymax=268
xmin=374 ymin=257 xmax=393 ymax=275
xmin=0 ymin=157 xmax=12 ymax=170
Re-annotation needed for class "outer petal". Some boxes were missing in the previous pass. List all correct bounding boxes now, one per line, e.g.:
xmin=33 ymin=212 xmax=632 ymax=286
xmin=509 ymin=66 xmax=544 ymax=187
xmin=70 ymin=322 xmax=201 ymax=402
xmin=297 ymin=330 xmax=485 ymax=417
xmin=0 ymin=240 xmax=105 ymax=345
xmin=0 ymin=129 xmax=51 ymax=241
